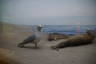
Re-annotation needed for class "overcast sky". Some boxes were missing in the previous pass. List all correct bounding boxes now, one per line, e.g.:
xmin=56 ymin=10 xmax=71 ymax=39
xmin=1 ymin=0 xmax=96 ymax=25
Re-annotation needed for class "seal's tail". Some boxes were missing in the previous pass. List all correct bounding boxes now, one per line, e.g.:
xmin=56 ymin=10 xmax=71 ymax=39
xmin=51 ymin=46 xmax=59 ymax=51
xmin=17 ymin=42 xmax=24 ymax=48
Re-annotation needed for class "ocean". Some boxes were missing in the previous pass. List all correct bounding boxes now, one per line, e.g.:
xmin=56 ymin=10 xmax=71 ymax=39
xmin=42 ymin=25 xmax=96 ymax=35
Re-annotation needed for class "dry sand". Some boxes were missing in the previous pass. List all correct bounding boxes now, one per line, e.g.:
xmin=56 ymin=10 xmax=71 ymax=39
xmin=0 ymin=27 xmax=96 ymax=64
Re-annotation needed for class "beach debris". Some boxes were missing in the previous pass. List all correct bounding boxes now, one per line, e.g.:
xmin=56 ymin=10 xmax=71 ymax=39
xmin=48 ymin=33 xmax=69 ymax=41
xmin=51 ymin=30 xmax=96 ymax=50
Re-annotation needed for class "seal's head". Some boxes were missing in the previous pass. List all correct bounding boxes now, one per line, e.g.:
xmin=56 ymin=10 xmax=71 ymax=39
xmin=86 ymin=30 xmax=96 ymax=39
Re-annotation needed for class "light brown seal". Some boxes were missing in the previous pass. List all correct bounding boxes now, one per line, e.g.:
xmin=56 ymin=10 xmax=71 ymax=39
xmin=51 ymin=30 xmax=96 ymax=50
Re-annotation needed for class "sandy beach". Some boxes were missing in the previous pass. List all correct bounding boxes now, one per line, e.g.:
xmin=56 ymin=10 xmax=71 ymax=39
xmin=0 ymin=24 xmax=96 ymax=64
xmin=1 ymin=0 xmax=96 ymax=64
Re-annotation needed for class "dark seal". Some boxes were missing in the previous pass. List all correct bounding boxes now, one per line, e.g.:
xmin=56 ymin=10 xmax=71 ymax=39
xmin=48 ymin=33 xmax=69 ymax=41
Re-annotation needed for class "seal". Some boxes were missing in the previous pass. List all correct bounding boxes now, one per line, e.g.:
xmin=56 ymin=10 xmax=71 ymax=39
xmin=48 ymin=33 xmax=69 ymax=41
xmin=51 ymin=30 xmax=96 ymax=50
